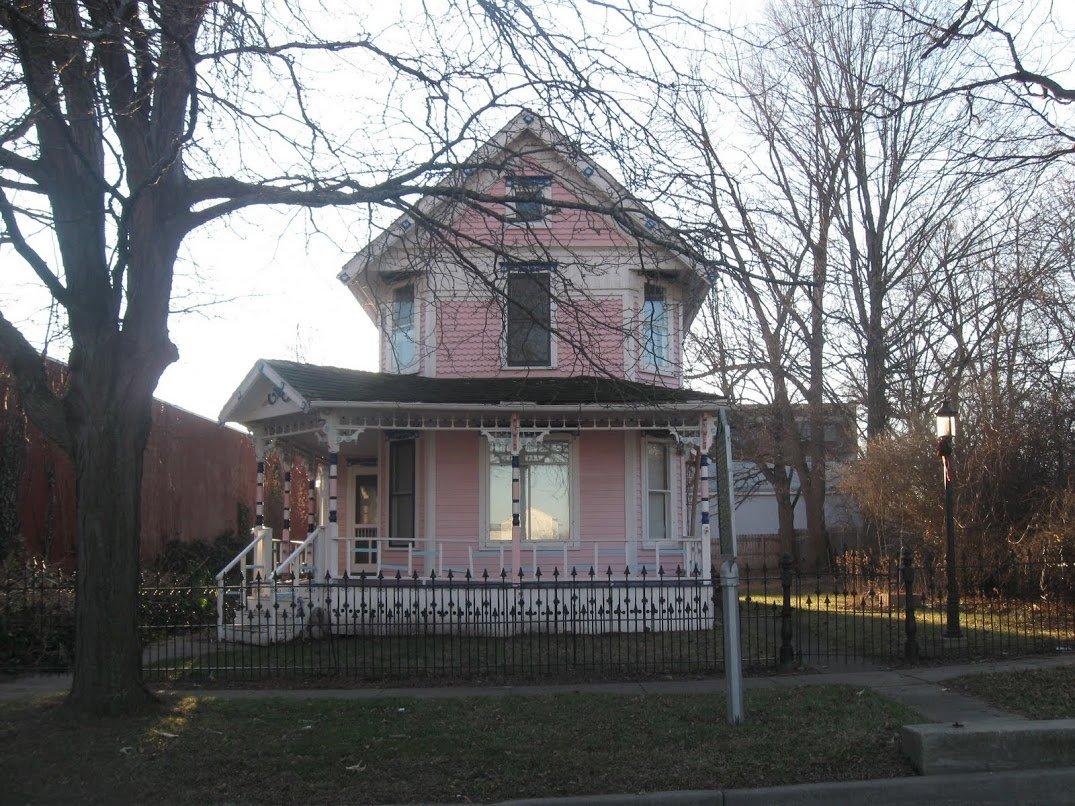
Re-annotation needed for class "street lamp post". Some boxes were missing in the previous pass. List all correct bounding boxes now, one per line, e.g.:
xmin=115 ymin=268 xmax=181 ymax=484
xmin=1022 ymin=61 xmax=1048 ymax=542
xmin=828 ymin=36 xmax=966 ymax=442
xmin=935 ymin=399 xmax=960 ymax=638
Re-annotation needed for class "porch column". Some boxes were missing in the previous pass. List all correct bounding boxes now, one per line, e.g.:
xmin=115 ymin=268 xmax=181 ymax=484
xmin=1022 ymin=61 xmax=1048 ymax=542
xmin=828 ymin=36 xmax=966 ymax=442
xmin=282 ymin=458 xmax=292 ymax=551
xmin=307 ymin=461 xmax=317 ymax=534
xmin=254 ymin=438 xmax=267 ymax=528
xmin=510 ymin=413 xmax=522 ymax=576
xmin=699 ymin=414 xmax=713 ymax=579
xmin=327 ymin=435 xmax=341 ymax=577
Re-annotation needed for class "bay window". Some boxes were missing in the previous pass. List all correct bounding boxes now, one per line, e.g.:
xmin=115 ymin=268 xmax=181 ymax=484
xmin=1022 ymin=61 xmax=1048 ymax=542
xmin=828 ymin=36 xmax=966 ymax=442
xmin=642 ymin=282 xmax=670 ymax=373
xmin=487 ymin=438 xmax=572 ymax=542
xmin=387 ymin=284 xmax=418 ymax=372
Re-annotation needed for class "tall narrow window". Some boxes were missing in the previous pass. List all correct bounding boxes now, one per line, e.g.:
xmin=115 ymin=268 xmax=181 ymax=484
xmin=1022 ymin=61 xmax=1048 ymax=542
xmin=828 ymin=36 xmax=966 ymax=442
xmin=387 ymin=284 xmax=418 ymax=372
xmin=645 ymin=441 xmax=672 ymax=541
xmin=488 ymin=439 xmax=572 ymax=542
xmin=508 ymin=175 xmax=551 ymax=223
xmin=388 ymin=439 xmax=416 ymax=547
xmin=642 ymin=282 xmax=669 ymax=372
xmin=506 ymin=268 xmax=552 ymax=366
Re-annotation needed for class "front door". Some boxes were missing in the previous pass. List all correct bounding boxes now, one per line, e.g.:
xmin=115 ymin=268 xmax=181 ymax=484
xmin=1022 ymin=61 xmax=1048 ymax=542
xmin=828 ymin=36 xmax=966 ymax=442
xmin=352 ymin=472 xmax=379 ymax=572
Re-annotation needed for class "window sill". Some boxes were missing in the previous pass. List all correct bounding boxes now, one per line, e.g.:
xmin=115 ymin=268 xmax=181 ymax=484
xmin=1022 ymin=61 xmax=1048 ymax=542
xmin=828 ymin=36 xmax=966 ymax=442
xmin=480 ymin=539 xmax=580 ymax=551
xmin=506 ymin=219 xmax=552 ymax=229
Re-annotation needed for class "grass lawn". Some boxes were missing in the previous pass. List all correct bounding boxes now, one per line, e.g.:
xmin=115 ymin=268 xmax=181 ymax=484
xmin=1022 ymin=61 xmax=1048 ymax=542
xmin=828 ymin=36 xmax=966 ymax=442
xmin=948 ymin=665 xmax=1075 ymax=719
xmin=739 ymin=594 xmax=1073 ymax=666
xmin=0 ymin=685 xmax=920 ymax=804
xmin=149 ymin=628 xmax=741 ymax=686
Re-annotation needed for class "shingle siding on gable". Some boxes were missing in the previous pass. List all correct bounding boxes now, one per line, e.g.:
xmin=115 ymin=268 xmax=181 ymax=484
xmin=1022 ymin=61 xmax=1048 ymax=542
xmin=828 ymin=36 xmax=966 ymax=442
xmin=450 ymin=146 xmax=633 ymax=250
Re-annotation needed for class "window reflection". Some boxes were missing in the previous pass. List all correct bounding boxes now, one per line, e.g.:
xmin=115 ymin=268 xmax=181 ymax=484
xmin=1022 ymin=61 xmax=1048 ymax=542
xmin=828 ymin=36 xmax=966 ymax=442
xmin=489 ymin=439 xmax=571 ymax=542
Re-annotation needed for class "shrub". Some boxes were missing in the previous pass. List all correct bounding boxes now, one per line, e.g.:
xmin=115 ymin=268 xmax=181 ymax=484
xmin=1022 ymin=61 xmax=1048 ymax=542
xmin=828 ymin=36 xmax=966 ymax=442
xmin=0 ymin=552 xmax=74 ymax=672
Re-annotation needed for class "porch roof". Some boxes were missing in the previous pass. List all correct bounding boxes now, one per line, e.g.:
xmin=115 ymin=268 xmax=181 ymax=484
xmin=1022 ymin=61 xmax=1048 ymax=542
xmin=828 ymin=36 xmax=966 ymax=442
xmin=262 ymin=359 xmax=724 ymax=408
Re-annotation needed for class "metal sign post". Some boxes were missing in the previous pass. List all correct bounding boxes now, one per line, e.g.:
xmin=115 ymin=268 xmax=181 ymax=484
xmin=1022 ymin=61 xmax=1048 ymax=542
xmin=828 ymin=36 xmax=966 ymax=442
xmin=721 ymin=558 xmax=744 ymax=725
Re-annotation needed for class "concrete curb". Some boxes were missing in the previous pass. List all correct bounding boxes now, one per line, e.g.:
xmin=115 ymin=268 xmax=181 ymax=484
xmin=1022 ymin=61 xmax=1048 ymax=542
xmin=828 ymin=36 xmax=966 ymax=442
xmin=498 ymin=767 xmax=1075 ymax=805
xmin=902 ymin=718 xmax=1075 ymax=775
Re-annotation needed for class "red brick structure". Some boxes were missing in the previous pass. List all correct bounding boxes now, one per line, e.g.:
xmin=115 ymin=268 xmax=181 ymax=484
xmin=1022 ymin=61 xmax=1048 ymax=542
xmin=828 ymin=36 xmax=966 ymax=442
xmin=0 ymin=357 xmax=256 ymax=568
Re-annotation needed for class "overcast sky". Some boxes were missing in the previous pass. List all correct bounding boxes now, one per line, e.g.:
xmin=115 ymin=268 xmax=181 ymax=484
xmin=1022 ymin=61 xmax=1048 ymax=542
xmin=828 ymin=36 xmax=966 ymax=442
xmin=0 ymin=0 xmax=1071 ymax=423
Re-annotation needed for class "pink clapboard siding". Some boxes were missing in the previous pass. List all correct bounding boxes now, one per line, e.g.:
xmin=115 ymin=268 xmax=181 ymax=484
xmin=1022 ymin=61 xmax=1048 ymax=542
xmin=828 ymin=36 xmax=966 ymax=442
xmin=433 ymin=431 xmax=482 ymax=570
xmin=435 ymin=296 xmax=625 ymax=378
xmin=577 ymin=432 xmax=627 ymax=570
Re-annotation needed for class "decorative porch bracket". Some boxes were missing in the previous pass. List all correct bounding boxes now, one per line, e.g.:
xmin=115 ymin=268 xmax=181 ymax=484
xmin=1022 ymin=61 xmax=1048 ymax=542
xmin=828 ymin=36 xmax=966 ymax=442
xmin=317 ymin=419 xmax=367 ymax=579
xmin=478 ymin=427 xmax=552 ymax=451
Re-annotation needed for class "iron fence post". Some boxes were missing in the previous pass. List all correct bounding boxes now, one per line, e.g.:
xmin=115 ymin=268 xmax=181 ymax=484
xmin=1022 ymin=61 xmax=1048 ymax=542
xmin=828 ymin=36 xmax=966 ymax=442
xmin=779 ymin=553 xmax=794 ymax=670
xmin=902 ymin=549 xmax=919 ymax=664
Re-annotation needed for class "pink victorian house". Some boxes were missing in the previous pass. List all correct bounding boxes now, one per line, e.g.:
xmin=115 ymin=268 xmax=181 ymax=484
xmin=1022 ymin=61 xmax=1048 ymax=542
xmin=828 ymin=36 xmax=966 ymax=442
xmin=217 ymin=113 xmax=737 ymax=634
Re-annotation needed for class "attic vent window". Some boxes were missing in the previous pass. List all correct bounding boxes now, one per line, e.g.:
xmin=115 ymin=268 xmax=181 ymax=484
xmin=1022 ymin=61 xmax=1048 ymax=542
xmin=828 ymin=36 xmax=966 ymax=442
xmin=508 ymin=175 xmax=552 ymax=223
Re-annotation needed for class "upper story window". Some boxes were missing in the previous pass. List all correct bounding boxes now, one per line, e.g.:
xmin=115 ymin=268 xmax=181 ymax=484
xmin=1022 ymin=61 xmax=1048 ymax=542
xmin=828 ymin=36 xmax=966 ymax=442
xmin=387 ymin=284 xmax=418 ymax=373
xmin=642 ymin=282 xmax=670 ymax=373
xmin=508 ymin=175 xmax=552 ymax=223
xmin=506 ymin=265 xmax=552 ymax=367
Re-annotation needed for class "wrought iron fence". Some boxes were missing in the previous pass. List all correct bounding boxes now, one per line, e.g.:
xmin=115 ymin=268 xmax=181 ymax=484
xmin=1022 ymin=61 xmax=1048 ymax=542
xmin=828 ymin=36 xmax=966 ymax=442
xmin=145 ymin=566 xmax=724 ymax=684
xmin=3 ymin=555 xmax=1073 ymax=682
xmin=738 ymin=552 xmax=1075 ymax=669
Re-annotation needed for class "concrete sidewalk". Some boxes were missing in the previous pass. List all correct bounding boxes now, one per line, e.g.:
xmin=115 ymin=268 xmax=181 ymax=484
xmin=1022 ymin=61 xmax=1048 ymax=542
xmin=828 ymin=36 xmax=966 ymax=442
xmin=499 ymin=767 xmax=1075 ymax=805
xmin=4 ymin=654 xmax=1073 ymax=723
xmin=168 ymin=654 xmax=1071 ymax=723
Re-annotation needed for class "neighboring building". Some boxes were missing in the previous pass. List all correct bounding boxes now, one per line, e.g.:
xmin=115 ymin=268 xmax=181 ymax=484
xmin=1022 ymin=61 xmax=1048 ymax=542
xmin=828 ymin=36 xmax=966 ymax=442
xmin=728 ymin=405 xmax=862 ymax=567
xmin=1 ymin=357 xmax=256 ymax=568
xmin=218 ymin=112 xmax=737 ymax=606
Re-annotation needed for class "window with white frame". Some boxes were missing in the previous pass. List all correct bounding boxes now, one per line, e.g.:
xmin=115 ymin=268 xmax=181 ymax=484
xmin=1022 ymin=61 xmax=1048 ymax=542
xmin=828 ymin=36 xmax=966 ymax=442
xmin=644 ymin=440 xmax=673 ymax=541
xmin=505 ymin=266 xmax=553 ymax=367
xmin=388 ymin=438 xmax=416 ymax=547
xmin=641 ymin=282 xmax=670 ymax=373
xmin=487 ymin=438 xmax=572 ymax=542
xmin=387 ymin=284 xmax=418 ymax=372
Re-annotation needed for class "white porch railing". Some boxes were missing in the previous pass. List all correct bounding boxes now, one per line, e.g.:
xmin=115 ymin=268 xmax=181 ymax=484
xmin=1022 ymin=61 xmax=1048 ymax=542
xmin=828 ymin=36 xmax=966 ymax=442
xmin=326 ymin=535 xmax=710 ymax=579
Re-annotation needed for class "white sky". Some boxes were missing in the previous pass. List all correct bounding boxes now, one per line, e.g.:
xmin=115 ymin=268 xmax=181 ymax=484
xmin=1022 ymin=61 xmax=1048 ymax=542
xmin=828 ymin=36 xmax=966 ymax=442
xmin=0 ymin=0 xmax=1070 ymax=422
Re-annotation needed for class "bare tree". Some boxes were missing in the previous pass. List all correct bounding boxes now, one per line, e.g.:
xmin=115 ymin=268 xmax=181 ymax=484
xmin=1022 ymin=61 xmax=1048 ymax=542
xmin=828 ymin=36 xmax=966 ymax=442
xmin=886 ymin=0 xmax=1075 ymax=166
xmin=0 ymin=0 xmax=703 ymax=714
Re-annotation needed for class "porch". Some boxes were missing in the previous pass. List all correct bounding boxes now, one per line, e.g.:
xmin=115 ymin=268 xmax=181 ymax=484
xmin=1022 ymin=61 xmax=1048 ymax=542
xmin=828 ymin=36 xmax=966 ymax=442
xmin=215 ymin=361 xmax=738 ymax=643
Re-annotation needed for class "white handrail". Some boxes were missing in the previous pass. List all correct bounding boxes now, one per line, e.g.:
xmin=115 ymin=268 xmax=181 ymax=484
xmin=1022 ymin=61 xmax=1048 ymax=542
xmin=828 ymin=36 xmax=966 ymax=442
xmin=273 ymin=526 xmax=322 ymax=579
xmin=216 ymin=529 xmax=267 ymax=583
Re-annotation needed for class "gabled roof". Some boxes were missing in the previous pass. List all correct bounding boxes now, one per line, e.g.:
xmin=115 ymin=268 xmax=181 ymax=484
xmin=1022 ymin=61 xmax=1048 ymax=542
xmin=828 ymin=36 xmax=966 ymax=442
xmin=337 ymin=111 xmax=708 ymax=314
xmin=218 ymin=359 xmax=724 ymax=424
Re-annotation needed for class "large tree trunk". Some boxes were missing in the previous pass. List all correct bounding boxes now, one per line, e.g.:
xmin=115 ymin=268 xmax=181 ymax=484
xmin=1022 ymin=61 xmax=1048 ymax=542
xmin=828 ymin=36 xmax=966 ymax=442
xmin=63 ymin=207 xmax=180 ymax=714
xmin=67 ymin=379 xmax=156 ymax=713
